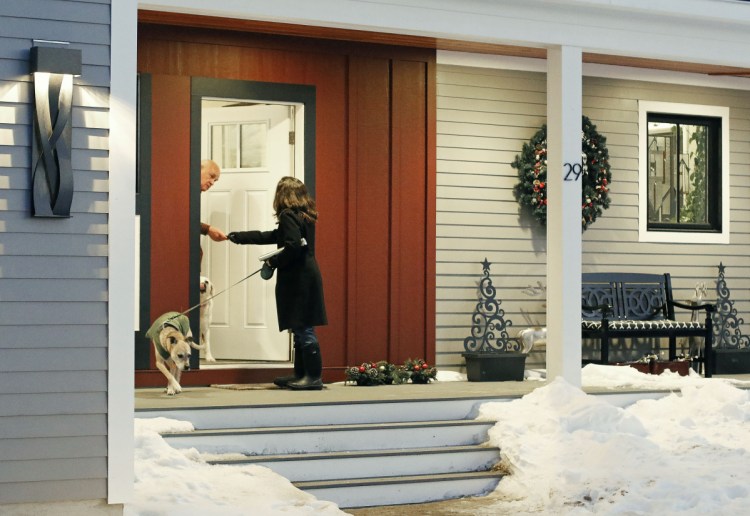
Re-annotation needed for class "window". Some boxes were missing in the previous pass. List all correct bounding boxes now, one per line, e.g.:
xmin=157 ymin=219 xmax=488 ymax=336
xmin=639 ymin=102 xmax=729 ymax=244
xmin=209 ymin=121 xmax=268 ymax=170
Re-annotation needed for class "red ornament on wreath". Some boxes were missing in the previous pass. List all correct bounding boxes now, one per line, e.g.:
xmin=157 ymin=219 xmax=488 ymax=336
xmin=512 ymin=116 xmax=612 ymax=231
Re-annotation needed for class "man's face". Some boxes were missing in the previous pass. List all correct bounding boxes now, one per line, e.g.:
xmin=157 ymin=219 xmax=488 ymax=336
xmin=200 ymin=165 xmax=220 ymax=191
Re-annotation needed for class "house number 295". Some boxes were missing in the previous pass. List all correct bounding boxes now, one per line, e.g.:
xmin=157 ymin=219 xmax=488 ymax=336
xmin=563 ymin=163 xmax=583 ymax=181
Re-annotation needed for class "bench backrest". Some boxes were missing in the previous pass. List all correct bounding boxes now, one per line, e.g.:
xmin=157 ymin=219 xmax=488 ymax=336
xmin=582 ymin=272 xmax=675 ymax=321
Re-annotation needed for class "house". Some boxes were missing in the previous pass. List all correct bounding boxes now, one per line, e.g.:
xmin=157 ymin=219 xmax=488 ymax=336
xmin=2 ymin=0 xmax=750 ymax=513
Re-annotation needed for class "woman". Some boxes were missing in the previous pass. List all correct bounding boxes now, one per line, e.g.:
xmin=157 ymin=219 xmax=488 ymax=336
xmin=228 ymin=177 xmax=327 ymax=390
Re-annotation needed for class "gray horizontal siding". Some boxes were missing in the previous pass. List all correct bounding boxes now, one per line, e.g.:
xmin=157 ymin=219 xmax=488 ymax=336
xmin=0 ymin=144 xmax=110 ymax=169
xmin=0 ymin=36 xmax=110 ymax=66
xmin=0 ymin=233 xmax=108 ymax=255
xmin=0 ymin=301 xmax=107 ymax=325
xmin=0 ymin=393 xmax=106 ymax=417
xmin=0 ymin=348 xmax=107 ymax=371
xmin=436 ymin=63 xmax=750 ymax=370
xmin=0 ymin=435 xmax=107 ymax=461
xmin=0 ymin=457 xmax=106 ymax=483
xmin=0 ymin=212 xmax=108 ymax=234
xmin=0 ymin=0 xmax=111 ymax=504
xmin=0 ymin=101 xmax=110 ymax=129
xmin=0 ymin=414 xmax=106 ymax=439
xmin=0 ymin=0 xmax=109 ymax=23
xmin=0 ymin=17 xmax=109 ymax=45
xmin=0 ymin=257 xmax=107 ymax=279
xmin=0 ymin=168 xmax=110 ymax=192
xmin=0 ymin=371 xmax=107 ymax=392
xmin=0 ymin=279 xmax=107 ymax=301
xmin=0 ymin=479 xmax=106 ymax=505
xmin=0 ymin=190 xmax=109 ymax=214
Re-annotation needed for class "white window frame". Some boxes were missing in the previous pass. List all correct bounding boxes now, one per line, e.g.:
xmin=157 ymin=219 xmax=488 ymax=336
xmin=638 ymin=101 xmax=730 ymax=244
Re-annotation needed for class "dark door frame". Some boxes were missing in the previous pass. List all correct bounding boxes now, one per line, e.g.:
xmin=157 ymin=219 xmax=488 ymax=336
xmin=135 ymin=76 xmax=316 ymax=373
xmin=188 ymin=78 xmax=317 ymax=369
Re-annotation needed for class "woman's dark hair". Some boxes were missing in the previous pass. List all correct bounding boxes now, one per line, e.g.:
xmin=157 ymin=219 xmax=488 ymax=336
xmin=273 ymin=176 xmax=318 ymax=223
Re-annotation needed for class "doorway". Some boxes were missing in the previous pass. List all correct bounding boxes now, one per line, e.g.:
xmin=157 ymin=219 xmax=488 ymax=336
xmin=189 ymin=78 xmax=316 ymax=371
xmin=134 ymin=76 xmax=316 ymax=382
xmin=199 ymin=99 xmax=302 ymax=362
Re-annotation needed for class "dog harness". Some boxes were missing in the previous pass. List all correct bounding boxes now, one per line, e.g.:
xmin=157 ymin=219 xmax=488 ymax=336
xmin=146 ymin=312 xmax=192 ymax=360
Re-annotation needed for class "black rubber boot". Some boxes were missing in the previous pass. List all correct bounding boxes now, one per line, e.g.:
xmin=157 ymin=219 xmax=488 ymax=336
xmin=274 ymin=340 xmax=303 ymax=388
xmin=288 ymin=340 xmax=323 ymax=390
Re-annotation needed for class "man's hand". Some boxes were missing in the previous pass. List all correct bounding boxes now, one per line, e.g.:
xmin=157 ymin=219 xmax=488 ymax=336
xmin=207 ymin=226 xmax=228 ymax=242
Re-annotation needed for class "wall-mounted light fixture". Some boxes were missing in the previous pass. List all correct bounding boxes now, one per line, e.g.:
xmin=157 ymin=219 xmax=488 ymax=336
xmin=30 ymin=44 xmax=82 ymax=218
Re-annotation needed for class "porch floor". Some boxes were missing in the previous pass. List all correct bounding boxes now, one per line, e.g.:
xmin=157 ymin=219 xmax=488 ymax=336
xmin=135 ymin=374 xmax=750 ymax=410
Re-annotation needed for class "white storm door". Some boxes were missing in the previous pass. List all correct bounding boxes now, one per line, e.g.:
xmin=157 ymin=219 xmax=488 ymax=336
xmin=201 ymin=103 xmax=293 ymax=361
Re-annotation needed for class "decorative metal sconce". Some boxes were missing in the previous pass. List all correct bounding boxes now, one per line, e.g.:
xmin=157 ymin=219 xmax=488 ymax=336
xmin=30 ymin=45 xmax=82 ymax=217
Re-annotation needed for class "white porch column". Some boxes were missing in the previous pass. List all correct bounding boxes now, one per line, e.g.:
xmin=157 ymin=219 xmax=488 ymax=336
xmin=108 ymin=0 xmax=137 ymax=504
xmin=546 ymin=46 xmax=583 ymax=387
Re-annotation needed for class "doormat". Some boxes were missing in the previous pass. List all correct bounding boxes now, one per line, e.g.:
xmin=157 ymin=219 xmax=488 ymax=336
xmin=210 ymin=383 xmax=278 ymax=390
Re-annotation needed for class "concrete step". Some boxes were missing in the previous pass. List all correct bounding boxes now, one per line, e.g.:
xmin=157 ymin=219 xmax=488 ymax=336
xmin=207 ymin=444 xmax=501 ymax=482
xmin=136 ymin=396 xmax=510 ymax=429
xmin=141 ymin=392 xmax=516 ymax=508
xmin=162 ymin=419 xmax=495 ymax=455
xmin=294 ymin=470 xmax=503 ymax=509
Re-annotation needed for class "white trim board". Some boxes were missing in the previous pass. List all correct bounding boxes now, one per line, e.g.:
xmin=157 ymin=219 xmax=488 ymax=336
xmin=108 ymin=0 xmax=138 ymax=505
xmin=139 ymin=0 xmax=750 ymax=68
xmin=637 ymin=101 xmax=730 ymax=245
xmin=437 ymin=50 xmax=750 ymax=92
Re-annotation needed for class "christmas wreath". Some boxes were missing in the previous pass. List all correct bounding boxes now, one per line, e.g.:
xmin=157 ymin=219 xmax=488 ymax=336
xmin=512 ymin=116 xmax=612 ymax=231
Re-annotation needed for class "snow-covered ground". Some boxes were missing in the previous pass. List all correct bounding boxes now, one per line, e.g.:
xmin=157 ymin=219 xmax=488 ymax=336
xmin=126 ymin=366 xmax=750 ymax=515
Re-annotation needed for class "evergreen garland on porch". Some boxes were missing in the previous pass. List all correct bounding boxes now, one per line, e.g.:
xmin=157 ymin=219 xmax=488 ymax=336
xmin=345 ymin=359 xmax=437 ymax=385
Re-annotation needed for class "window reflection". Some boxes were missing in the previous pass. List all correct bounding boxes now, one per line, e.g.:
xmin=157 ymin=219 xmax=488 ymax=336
xmin=647 ymin=116 xmax=713 ymax=228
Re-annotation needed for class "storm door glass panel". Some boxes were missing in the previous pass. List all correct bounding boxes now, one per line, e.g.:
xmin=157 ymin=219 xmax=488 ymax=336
xmin=240 ymin=122 xmax=267 ymax=169
xmin=210 ymin=124 xmax=238 ymax=169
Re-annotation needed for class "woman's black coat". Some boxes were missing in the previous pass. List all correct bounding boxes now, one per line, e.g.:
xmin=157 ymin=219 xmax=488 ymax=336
xmin=231 ymin=209 xmax=327 ymax=331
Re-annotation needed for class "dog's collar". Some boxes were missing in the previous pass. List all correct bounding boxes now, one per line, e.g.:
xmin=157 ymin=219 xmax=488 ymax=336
xmin=155 ymin=319 xmax=181 ymax=360
xmin=154 ymin=338 xmax=170 ymax=360
xmin=162 ymin=319 xmax=181 ymax=332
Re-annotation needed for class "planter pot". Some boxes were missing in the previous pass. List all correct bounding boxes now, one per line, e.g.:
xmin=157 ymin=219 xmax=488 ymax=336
xmin=462 ymin=352 xmax=526 ymax=382
xmin=651 ymin=360 xmax=691 ymax=376
xmin=617 ymin=360 xmax=691 ymax=376
xmin=617 ymin=362 xmax=651 ymax=374
xmin=713 ymin=349 xmax=750 ymax=374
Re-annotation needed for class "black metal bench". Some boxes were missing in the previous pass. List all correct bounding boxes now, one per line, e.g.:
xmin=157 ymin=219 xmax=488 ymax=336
xmin=581 ymin=272 xmax=715 ymax=377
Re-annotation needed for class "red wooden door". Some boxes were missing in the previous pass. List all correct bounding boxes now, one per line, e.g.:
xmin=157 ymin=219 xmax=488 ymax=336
xmin=136 ymin=18 xmax=435 ymax=386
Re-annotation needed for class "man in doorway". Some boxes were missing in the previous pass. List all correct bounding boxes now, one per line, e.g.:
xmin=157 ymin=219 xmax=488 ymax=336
xmin=200 ymin=159 xmax=228 ymax=262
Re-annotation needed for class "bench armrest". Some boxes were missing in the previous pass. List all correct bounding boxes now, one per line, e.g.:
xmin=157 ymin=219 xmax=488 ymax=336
xmin=672 ymin=300 xmax=716 ymax=313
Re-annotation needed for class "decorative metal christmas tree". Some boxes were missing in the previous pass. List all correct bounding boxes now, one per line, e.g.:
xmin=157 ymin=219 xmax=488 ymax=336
xmin=713 ymin=262 xmax=750 ymax=349
xmin=463 ymin=258 xmax=520 ymax=353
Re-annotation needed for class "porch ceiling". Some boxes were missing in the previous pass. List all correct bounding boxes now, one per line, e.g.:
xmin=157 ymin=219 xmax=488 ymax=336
xmin=139 ymin=10 xmax=750 ymax=78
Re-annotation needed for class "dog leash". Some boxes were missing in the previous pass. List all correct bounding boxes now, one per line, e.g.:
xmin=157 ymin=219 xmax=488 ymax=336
xmin=166 ymin=266 xmax=264 ymax=322
xmin=163 ymin=241 xmax=304 ymax=324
